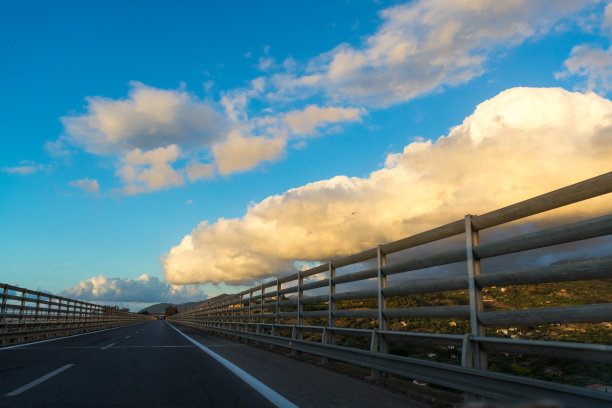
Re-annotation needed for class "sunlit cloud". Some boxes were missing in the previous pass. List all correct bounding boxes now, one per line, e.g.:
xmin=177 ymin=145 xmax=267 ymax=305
xmin=60 ymin=81 xmax=227 ymax=155
xmin=62 ymin=274 xmax=206 ymax=303
xmin=282 ymin=105 xmax=365 ymax=135
xmin=163 ymin=87 xmax=612 ymax=285
xmin=69 ymin=178 xmax=100 ymax=194
xmin=117 ymin=144 xmax=184 ymax=194
xmin=212 ymin=130 xmax=286 ymax=175
xmin=269 ymin=0 xmax=593 ymax=106
xmin=1 ymin=161 xmax=44 ymax=175
xmin=556 ymin=44 xmax=612 ymax=94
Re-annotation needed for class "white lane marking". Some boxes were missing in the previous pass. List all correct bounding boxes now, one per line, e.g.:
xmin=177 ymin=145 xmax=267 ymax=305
xmin=167 ymin=322 xmax=298 ymax=408
xmin=5 ymin=364 xmax=74 ymax=397
xmin=101 ymin=343 xmax=115 ymax=350
xmin=0 ymin=323 xmax=142 ymax=351
xmin=124 ymin=335 xmax=131 ymax=339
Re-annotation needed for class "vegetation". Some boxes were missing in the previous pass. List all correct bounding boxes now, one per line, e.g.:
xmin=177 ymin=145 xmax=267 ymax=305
xmin=276 ymin=279 xmax=612 ymax=387
xmin=165 ymin=305 xmax=179 ymax=316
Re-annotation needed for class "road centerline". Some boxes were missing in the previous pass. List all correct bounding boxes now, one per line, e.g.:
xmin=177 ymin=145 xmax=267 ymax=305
xmin=5 ymin=364 xmax=75 ymax=397
xmin=101 ymin=343 xmax=115 ymax=350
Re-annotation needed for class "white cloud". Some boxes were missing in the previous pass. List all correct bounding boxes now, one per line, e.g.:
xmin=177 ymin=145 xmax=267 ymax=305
xmin=556 ymin=44 xmax=612 ymax=93
xmin=62 ymin=274 xmax=205 ymax=303
xmin=270 ymin=0 xmax=592 ymax=106
xmin=69 ymin=178 xmax=100 ymax=194
xmin=282 ymin=105 xmax=365 ymax=135
xmin=44 ymin=138 xmax=72 ymax=158
xmin=163 ymin=87 xmax=612 ymax=285
xmin=61 ymin=81 xmax=227 ymax=154
xmin=117 ymin=144 xmax=184 ymax=194
xmin=212 ymin=131 xmax=286 ymax=175
xmin=603 ymin=3 xmax=612 ymax=32
xmin=257 ymin=57 xmax=276 ymax=71
xmin=186 ymin=162 xmax=215 ymax=181
xmin=1 ymin=161 xmax=44 ymax=174
xmin=220 ymin=78 xmax=266 ymax=123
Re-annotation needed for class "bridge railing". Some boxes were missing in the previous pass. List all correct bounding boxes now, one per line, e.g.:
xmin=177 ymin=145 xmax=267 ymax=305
xmin=0 ymin=284 xmax=152 ymax=347
xmin=169 ymin=172 xmax=612 ymax=407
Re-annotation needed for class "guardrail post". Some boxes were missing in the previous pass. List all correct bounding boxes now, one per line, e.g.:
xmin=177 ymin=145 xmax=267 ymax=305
xmin=465 ymin=214 xmax=487 ymax=370
xmin=328 ymin=261 xmax=335 ymax=343
xmin=372 ymin=245 xmax=388 ymax=377
xmin=1 ymin=285 xmax=7 ymax=343
xmin=297 ymin=270 xmax=303 ymax=340
xmin=260 ymin=283 xmax=265 ymax=327
xmin=275 ymin=278 xmax=280 ymax=327
xmin=323 ymin=261 xmax=336 ymax=364
xmin=19 ymin=289 xmax=26 ymax=339
xmin=370 ymin=329 xmax=379 ymax=353
xmin=290 ymin=324 xmax=298 ymax=355
xmin=239 ymin=292 xmax=244 ymax=329
xmin=248 ymin=289 xmax=253 ymax=332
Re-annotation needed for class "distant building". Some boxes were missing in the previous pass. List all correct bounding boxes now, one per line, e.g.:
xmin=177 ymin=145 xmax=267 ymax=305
xmin=545 ymin=367 xmax=564 ymax=376
xmin=587 ymin=384 xmax=612 ymax=393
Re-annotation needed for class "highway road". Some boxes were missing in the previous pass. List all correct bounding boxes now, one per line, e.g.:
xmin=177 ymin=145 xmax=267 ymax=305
xmin=0 ymin=320 xmax=432 ymax=407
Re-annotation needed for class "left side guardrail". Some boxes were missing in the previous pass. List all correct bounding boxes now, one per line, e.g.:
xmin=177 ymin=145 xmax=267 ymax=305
xmin=0 ymin=283 xmax=152 ymax=347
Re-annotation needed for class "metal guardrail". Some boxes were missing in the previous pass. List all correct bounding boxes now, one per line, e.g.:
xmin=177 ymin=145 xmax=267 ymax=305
xmin=0 ymin=284 xmax=152 ymax=346
xmin=169 ymin=172 xmax=612 ymax=407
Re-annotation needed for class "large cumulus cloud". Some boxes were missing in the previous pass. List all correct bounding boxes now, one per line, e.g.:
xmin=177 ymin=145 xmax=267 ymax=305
xmin=162 ymin=87 xmax=612 ymax=285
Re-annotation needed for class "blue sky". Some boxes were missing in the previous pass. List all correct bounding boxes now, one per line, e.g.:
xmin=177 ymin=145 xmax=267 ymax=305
xmin=2 ymin=0 xmax=612 ymax=310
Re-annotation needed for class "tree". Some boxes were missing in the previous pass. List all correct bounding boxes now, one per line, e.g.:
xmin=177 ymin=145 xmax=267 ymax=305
xmin=165 ymin=305 xmax=179 ymax=316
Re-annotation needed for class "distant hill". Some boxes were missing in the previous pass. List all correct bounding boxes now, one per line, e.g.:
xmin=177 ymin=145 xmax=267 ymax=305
xmin=138 ymin=301 xmax=203 ymax=315
xmin=138 ymin=294 xmax=229 ymax=315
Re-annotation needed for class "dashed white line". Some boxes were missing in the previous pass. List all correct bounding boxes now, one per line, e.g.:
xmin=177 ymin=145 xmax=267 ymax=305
xmin=101 ymin=342 xmax=115 ymax=350
xmin=167 ymin=322 xmax=298 ymax=408
xmin=5 ymin=364 xmax=74 ymax=397
xmin=124 ymin=335 xmax=131 ymax=339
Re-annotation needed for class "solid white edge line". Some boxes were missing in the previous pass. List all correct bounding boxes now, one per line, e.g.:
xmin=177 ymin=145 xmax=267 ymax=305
xmin=0 ymin=323 xmax=141 ymax=351
xmin=5 ymin=363 xmax=74 ymax=397
xmin=166 ymin=322 xmax=298 ymax=408
xmin=101 ymin=342 xmax=115 ymax=350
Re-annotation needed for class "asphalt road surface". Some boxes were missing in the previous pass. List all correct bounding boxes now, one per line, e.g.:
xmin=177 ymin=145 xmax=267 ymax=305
xmin=0 ymin=320 xmax=432 ymax=407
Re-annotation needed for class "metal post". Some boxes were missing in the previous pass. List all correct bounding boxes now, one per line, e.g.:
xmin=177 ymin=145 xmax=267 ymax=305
xmin=34 ymin=293 xmax=41 ymax=325
xmin=249 ymin=289 xmax=253 ymax=331
xmin=465 ymin=214 xmax=487 ymax=370
xmin=275 ymin=279 xmax=281 ymax=327
xmin=240 ymin=292 xmax=244 ymax=329
xmin=377 ymin=245 xmax=387 ymax=352
xmin=328 ymin=261 xmax=335 ymax=344
xmin=233 ymin=295 xmax=238 ymax=330
xmin=322 ymin=261 xmax=336 ymax=364
xmin=297 ymin=271 xmax=303 ymax=340
xmin=260 ymin=283 xmax=265 ymax=325
xmin=372 ymin=245 xmax=388 ymax=377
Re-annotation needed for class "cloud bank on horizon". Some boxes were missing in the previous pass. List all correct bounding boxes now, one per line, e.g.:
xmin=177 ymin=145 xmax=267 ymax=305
xmin=162 ymin=86 xmax=612 ymax=286
xmin=62 ymin=274 xmax=205 ymax=304
xmin=45 ymin=0 xmax=599 ymax=195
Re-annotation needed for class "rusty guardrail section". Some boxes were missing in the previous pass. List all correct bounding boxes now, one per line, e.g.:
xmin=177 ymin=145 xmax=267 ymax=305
xmin=169 ymin=172 xmax=612 ymax=407
xmin=0 ymin=284 xmax=152 ymax=347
